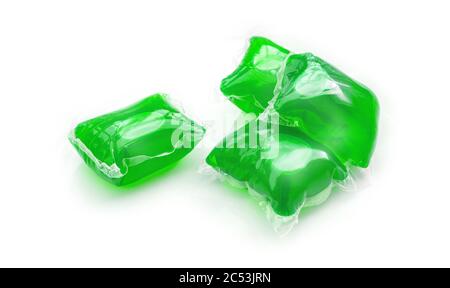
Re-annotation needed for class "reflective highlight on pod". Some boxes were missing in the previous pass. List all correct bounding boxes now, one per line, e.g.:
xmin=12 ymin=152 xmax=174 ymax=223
xmin=69 ymin=93 xmax=205 ymax=186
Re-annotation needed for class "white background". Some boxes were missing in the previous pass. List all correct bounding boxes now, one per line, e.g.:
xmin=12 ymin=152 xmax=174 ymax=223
xmin=1 ymin=0 xmax=449 ymax=268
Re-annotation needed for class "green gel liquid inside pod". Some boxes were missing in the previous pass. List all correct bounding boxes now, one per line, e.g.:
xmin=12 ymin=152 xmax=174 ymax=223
xmin=220 ymin=37 xmax=290 ymax=114
xmin=220 ymin=37 xmax=379 ymax=167
xmin=274 ymin=53 xmax=379 ymax=167
xmin=69 ymin=94 xmax=205 ymax=186
xmin=206 ymin=120 xmax=347 ymax=217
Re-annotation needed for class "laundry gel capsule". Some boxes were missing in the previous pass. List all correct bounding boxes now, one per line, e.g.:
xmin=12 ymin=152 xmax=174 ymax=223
xmin=206 ymin=119 xmax=347 ymax=217
xmin=220 ymin=36 xmax=290 ymax=114
xmin=69 ymin=94 xmax=205 ymax=186
xmin=221 ymin=37 xmax=379 ymax=167
xmin=273 ymin=53 xmax=379 ymax=167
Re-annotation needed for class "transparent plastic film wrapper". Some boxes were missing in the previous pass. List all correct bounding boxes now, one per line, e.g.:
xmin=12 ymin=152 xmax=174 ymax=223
xmin=69 ymin=93 xmax=205 ymax=186
xmin=221 ymin=37 xmax=379 ymax=168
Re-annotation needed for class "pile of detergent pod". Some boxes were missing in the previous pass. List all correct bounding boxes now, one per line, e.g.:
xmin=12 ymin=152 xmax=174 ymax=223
xmin=70 ymin=37 xmax=379 ymax=232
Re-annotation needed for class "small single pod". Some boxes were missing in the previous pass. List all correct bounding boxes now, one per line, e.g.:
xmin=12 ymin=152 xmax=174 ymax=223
xmin=220 ymin=36 xmax=289 ymax=114
xmin=69 ymin=94 xmax=205 ymax=186
xmin=274 ymin=53 xmax=379 ymax=167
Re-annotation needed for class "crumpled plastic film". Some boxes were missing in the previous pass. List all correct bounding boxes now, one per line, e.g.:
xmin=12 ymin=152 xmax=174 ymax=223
xmin=209 ymin=36 xmax=379 ymax=231
xmin=69 ymin=93 xmax=205 ymax=186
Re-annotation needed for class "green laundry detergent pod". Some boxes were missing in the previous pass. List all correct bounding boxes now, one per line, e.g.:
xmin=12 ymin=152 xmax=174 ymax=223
xmin=206 ymin=119 xmax=347 ymax=217
xmin=70 ymin=93 xmax=205 ymax=186
xmin=220 ymin=36 xmax=290 ymax=114
xmin=220 ymin=37 xmax=379 ymax=167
